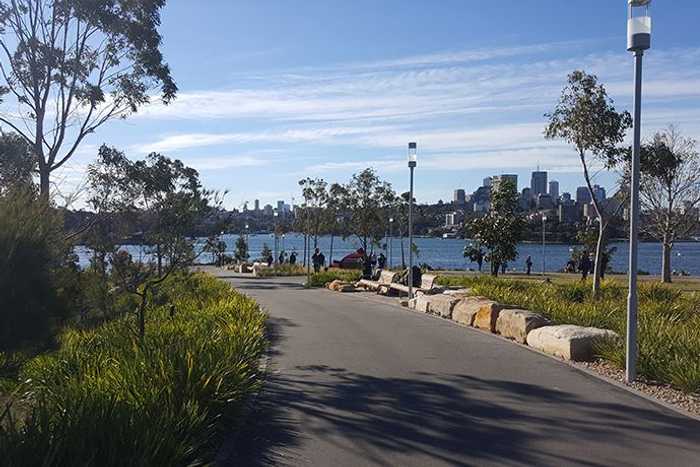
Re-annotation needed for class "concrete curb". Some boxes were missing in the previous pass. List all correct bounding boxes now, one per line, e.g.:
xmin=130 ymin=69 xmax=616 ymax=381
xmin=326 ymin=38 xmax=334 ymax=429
xmin=332 ymin=288 xmax=700 ymax=423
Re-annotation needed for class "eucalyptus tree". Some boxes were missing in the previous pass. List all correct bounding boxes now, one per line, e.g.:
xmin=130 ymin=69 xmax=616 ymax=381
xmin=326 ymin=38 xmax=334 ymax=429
xmin=0 ymin=0 xmax=176 ymax=200
xmin=639 ymin=126 xmax=700 ymax=282
xmin=87 ymin=146 xmax=214 ymax=339
xmin=467 ymin=179 xmax=523 ymax=276
xmin=0 ymin=131 xmax=34 ymax=193
xmin=337 ymin=168 xmax=395 ymax=261
xmin=545 ymin=71 xmax=631 ymax=297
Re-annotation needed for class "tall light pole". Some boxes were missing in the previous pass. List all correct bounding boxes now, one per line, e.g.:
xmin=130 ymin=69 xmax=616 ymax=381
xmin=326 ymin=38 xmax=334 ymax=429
xmin=389 ymin=217 xmax=394 ymax=269
xmin=541 ymin=215 xmax=547 ymax=275
xmin=408 ymin=142 xmax=417 ymax=298
xmin=273 ymin=211 xmax=279 ymax=265
xmin=245 ymin=223 xmax=249 ymax=259
xmin=626 ymin=0 xmax=651 ymax=383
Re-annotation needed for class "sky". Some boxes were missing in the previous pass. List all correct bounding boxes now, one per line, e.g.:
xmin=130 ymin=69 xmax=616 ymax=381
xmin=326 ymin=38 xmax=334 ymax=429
xmin=50 ymin=0 xmax=700 ymax=210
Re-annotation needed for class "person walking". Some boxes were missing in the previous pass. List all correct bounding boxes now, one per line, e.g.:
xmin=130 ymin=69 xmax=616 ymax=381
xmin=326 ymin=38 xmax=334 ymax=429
xmin=278 ymin=251 xmax=286 ymax=265
xmin=525 ymin=256 xmax=533 ymax=275
xmin=312 ymin=248 xmax=323 ymax=273
xmin=289 ymin=251 xmax=297 ymax=265
xmin=476 ymin=250 xmax=484 ymax=272
xmin=578 ymin=251 xmax=592 ymax=281
xmin=377 ymin=252 xmax=387 ymax=270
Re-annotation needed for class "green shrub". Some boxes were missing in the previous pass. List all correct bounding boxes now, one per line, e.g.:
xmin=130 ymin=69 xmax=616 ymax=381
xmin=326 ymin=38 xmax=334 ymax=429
xmin=0 ymin=273 xmax=267 ymax=465
xmin=256 ymin=264 xmax=306 ymax=277
xmin=437 ymin=274 xmax=700 ymax=394
xmin=307 ymin=269 xmax=362 ymax=287
xmin=0 ymin=189 xmax=80 ymax=351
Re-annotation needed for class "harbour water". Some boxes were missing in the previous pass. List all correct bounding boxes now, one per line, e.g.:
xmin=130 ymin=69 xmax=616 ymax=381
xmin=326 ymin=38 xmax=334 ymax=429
xmin=76 ymin=233 xmax=700 ymax=276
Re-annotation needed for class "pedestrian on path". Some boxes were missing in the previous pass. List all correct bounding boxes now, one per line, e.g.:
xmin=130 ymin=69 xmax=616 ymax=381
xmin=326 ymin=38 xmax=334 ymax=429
xmin=525 ymin=256 xmax=533 ymax=275
xmin=312 ymin=248 xmax=323 ymax=273
xmin=579 ymin=251 xmax=591 ymax=280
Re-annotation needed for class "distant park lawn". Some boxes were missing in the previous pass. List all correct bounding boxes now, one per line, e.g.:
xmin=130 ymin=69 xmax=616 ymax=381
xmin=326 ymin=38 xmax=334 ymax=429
xmin=437 ymin=273 xmax=700 ymax=395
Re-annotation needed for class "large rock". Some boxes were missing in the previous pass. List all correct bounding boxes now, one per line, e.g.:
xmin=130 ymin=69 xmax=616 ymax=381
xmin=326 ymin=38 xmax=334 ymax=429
xmin=327 ymin=280 xmax=355 ymax=292
xmin=452 ymin=297 xmax=491 ymax=326
xmin=427 ymin=295 xmax=460 ymax=319
xmin=526 ymin=325 xmax=619 ymax=361
xmin=443 ymin=288 xmax=472 ymax=297
xmin=496 ymin=309 xmax=550 ymax=344
xmin=473 ymin=302 xmax=510 ymax=333
xmin=414 ymin=294 xmax=431 ymax=313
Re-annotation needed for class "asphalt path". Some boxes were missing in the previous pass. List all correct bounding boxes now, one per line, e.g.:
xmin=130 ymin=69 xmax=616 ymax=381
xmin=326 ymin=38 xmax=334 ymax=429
xmin=214 ymin=272 xmax=700 ymax=467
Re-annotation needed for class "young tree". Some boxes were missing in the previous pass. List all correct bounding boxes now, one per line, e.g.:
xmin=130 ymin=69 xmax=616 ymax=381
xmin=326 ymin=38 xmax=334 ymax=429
xmin=337 ymin=168 xmax=394 ymax=261
xmin=87 ymin=146 xmax=213 ymax=339
xmin=0 ymin=0 xmax=177 ymax=200
xmin=260 ymin=243 xmax=272 ymax=262
xmin=545 ymin=71 xmax=631 ymax=297
xmin=298 ymin=177 xmax=328 ymax=249
xmin=467 ymin=179 xmax=524 ymax=276
xmin=204 ymin=235 xmax=229 ymax=266
xmin=639 ymin=126 xmax=700 ymax=282
xmin=233 ymin=233 xmax=248 ymax=264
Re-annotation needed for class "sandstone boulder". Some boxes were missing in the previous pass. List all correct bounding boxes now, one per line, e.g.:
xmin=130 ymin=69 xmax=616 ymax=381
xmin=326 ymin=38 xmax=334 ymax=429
xmin=495 ymin=309 xmax=550 ymax=344
xmin=327 ymin=280 xmax=355 ymax=292
xmin=526 ymin=325 xmax=619 ymax=361
xmin=407 ymin=298 xmax=417 ymax=310
xmin=443 ymin=288 xmax=472 ymax=297
xmin=452 ymin=296 xmax=491 ymax=326
xmin=473 ymin=303 xmax=508 ymax=333
xmin=427 ymin=295 xmax=460 ymax=319
xmin=414 ymin=294 xmax=431 ymax=313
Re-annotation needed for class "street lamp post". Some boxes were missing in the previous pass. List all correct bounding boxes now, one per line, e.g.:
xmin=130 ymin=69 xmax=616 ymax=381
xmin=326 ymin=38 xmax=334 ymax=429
xmin=245 ymin=223 xmax=249 ymax=259
xmin=273 ymin=211 xmax=279 ymax=265
xmin=626 ymin=0 xmax=651 ymax=383
xmin=389 ymin=217 xmax=394 ymax=269
xmin=408 ymin=142 xmax=417 ymax=298
xmin=542 ymin=215 xmax=547 ymax=275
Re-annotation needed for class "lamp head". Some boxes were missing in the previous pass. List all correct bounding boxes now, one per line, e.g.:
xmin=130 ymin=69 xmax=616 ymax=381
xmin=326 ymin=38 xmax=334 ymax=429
xmin=628 ymin=0 xmax=651 ymax=52
xmin=408 ymin=142 xmax=417 ymax=168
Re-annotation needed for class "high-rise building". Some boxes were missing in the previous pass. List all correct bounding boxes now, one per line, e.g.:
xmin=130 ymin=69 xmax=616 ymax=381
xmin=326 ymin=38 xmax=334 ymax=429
xmin=561 ymin=192 xmax=572 ymax=203
xmin=592 ymin=185 xmax=606 ymax=201
xmin=537 ymin=193 xmax=555 ymax=210
xmin=254 ymin=199 xmax=260 ymax=211
xmin=548 ymin=181 xmax=559 ymax=200
xmin=453 ymin=189 xmax=466 ymax=205
xmin=531 ymin=171 xmax=548 ymax=195
xmin=276 ymin=200 xmax=285 ymax=213
xmin=492 ymin=174 xmax=518 ymax=192
xmin=576 ymin=186 xmax=591 ymax=204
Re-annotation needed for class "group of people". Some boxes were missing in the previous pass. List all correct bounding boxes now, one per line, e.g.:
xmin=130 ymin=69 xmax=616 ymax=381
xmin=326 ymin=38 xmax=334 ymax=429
xmin=266 ymin=250 xmax=298 ymax=267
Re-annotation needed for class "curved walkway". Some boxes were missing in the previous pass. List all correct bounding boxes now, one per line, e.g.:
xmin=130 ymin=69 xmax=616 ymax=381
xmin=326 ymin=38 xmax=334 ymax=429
xmin=213 ymin=271 xmax=700 ymax=466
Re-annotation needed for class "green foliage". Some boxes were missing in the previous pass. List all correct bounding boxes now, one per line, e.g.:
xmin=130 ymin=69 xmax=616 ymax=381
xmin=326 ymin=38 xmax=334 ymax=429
xmin=256 ymin=264 xmax=306 ymax=277
xmin=307 ymin=269 xmax=362 ymax=288
xmin=0 ymin=273 xmax=267 ymax=465
xmin=0 ymin=0 xmax=176 ymax=197
xmin=234 ymin=234 xmax=249 ymax=263
xmin=437 ymin=274 xmax=700 ymax=394
xmin=0 ymin=190 xmax=79 ymax=351
xmin=0 ymin=133 xmax=34 ymax=194
xmin=260 ymin=243 xmax=272 ymax=261
xmin=467 ymin=179 xmax=524 ymax=276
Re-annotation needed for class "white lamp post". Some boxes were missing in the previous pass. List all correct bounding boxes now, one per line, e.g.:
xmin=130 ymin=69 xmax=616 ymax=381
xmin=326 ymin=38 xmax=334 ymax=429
xmin=542 ymin=215 xmax=547 ymax=275
xmin=626 ymin=0 xmax=651 ymax=383
xmin=389 ymin=217 xmax=394 ymax=269
xmin=408 ymin=142 xmax=417 ymax=298
xmin=273 ymin=211 xmax=279 ymax=265
xmin=245 ymin=223 xmax=249 ymax=258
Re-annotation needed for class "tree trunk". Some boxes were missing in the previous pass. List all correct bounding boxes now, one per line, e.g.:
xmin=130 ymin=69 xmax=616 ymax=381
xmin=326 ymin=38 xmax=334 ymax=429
xmin=591 ymin=220 xmax=604 ymax=298
xmin=39 ymin=167 xmax=50 ymax=202
xmin=156 ymin=244 xmax=163 ymax=277
xmin=303 ymin=234 xmax=307 ymax=267
xmin=329 ymin=233 xmax=334 ymax=267
xmin=661 ymin=235 xmax=672 ymax=283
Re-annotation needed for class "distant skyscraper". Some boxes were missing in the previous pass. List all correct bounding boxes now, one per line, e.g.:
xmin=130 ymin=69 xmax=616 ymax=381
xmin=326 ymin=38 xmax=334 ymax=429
xmin=576 ymin=186 xmax=591 ymax=204
xmin=276 ymin=200 xmax=285 ymax=213
xmin=548 ymin=181 xmax=559 ymax=200
xmin=453 ymin=189 xmax=466 ymax=205
xmin=592 ymin=185 xmax=606 ymax=201
xmin=254 ymin=199 xmax=260 ymax=211
xmin=531 ymin=171 xmax=548 ymax=196
xmin=561 ymin=192 xmax=572 ymax=203
xmin=492 ymin=174 xmax=518 ymax=192
xmin=483 ymin=177 xmax=492 ymax=187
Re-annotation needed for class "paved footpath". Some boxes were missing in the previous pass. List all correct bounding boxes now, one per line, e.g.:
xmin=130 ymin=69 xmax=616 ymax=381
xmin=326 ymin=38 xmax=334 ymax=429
xmin=213 ymin=271 xmax=700 ymax=467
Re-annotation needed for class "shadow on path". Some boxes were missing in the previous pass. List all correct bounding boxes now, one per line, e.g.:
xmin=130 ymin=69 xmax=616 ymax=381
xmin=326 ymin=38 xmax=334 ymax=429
xmin=222 ymin=314 xmax=700 ymax=466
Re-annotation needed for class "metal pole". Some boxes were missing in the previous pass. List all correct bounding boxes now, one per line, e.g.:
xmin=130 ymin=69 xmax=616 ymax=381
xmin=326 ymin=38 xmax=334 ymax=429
xmin=542 ymin=218 xmax=546 ymax=275
xmin=408 ymin=166 xmax=415 ymax=298
xmin=626 ymin=50 xmax=644 ymax=383
xmin=389 ymin=221 xmax=392 ymax=269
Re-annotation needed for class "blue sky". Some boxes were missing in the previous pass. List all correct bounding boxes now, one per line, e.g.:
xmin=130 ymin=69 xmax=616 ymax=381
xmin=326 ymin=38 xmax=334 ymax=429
xmin=56 ymin=0 xmax=700 ymax=209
